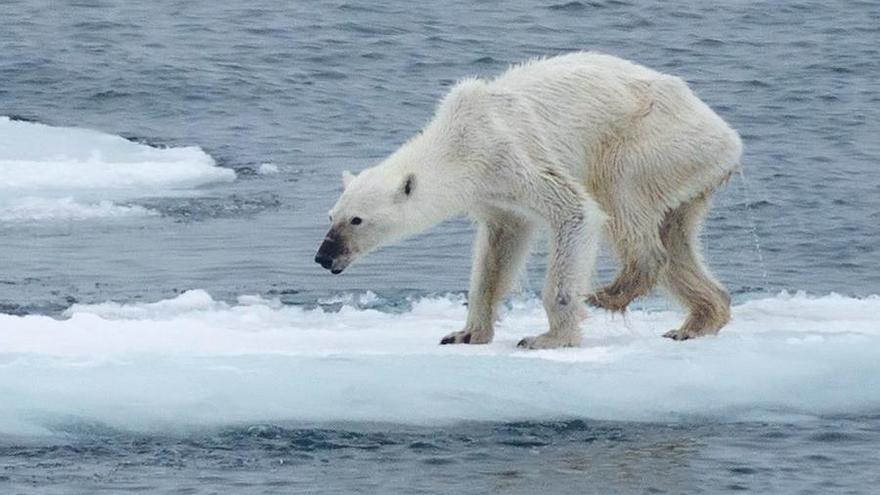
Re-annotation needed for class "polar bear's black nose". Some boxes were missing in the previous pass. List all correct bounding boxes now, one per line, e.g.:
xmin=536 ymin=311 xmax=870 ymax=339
xmin=315 ymin=254 xmax=334 ymax=270
xmin=316 ymin=227 xmax=345 ymax=272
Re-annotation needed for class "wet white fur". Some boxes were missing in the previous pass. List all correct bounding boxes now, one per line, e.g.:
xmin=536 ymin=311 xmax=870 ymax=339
xmin=329 ymin=52 xmax=741 ymax=348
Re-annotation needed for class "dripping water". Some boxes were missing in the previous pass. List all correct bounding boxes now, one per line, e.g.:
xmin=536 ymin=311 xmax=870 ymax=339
xmin=737 ymin=167 xmax=770 ymax=289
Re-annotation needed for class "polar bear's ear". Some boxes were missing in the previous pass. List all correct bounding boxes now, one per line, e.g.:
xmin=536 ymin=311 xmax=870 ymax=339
xmin=341 ymin=170 xmax=356 ymax=189
xmin=394 ymin=174 xmax=415 ymax=203
xmin=402 ymin=174 xmax=415 ymax=197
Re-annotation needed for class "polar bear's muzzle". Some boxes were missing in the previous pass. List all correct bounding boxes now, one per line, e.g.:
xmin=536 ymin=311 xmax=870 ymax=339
xmin=315 ymin=226 xmax=352 ymax=275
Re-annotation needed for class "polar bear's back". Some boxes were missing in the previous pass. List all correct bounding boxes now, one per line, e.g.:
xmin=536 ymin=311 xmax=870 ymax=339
xmin=494 ymin=52 xmax=662 ymax=89
xmin=485 ymin=52 xmax=742 ymax=214
xmin=488 ymin=52 xmax=676 ymax=156
xmin=488 ymin=52 xmax=723 ymax=137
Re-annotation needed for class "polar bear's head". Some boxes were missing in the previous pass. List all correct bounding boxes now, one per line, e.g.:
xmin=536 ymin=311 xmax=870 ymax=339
xmin=314 ymin=81 xmax=488 ymax=274
xmin=315 ymin=167 xmax=419 ymax=274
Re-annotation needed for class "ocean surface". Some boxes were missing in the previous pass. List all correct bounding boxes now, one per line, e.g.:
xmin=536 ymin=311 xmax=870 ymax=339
xmin=1 ymin=0 xmax=879 ymax=493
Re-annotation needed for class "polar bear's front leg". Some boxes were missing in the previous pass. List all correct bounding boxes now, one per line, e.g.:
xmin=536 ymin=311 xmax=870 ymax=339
xmin=441 ymin=212 xmax=534 ymax=345
xmin=516 ymin=173 xmax=605 ymax=350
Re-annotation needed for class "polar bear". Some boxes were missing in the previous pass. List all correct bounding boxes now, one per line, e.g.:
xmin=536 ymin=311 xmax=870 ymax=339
xmin=315 ymin=52 xmax=741 ymax=349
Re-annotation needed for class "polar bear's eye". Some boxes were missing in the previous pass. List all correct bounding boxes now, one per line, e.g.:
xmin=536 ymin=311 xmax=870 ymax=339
xmin=351 ymin=217 xmax=363 ymax=225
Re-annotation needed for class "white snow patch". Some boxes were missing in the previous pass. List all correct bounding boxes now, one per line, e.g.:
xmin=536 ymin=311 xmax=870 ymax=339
xmin=0 ymin=197 xmax=157 ymax=222
xmin=0 ymin=291 xmax=878 ymax=434
xmin=257 ymin=163 xmax=279 ymax=175
xmin=0 ymin=116 xmax=234 ymax=221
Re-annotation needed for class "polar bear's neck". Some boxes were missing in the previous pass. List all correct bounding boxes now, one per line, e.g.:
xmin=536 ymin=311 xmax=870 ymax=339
xmin=375 ymin=130 xmax=476 ymax=234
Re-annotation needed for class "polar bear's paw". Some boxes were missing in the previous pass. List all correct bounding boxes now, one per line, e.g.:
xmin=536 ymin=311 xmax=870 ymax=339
xmin=662 ymin=313 xmax=727 ymax=341
xmin=439 ymin=329 xmax=492 ymax=345
xmin=662 ymin=328 xmax=695 ymax=340
xmin=516 ymin=331 xmax=581 ymax=350
xmin=662 ymin=327 xmax=720 ymax=341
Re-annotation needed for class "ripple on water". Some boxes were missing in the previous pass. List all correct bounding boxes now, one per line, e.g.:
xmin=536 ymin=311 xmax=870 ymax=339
xmin=1 ymin=417 xmax=880 ymax=493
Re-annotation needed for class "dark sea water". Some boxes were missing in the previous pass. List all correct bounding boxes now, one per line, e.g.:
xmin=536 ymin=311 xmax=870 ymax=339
xmin=1 ymin=0 xmax=879 ymax=493
xmin=4 ymin=417 xmax=880 ymax=494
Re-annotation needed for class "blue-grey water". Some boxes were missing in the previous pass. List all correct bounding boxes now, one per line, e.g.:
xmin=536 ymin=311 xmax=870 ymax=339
xmin=4 ymin=418 xmax=880 ymax=494
xmin=1 ymin=0 xmax=879 ymax=493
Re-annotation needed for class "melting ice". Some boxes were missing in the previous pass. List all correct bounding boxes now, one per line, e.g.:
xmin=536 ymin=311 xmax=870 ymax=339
xmin=0 ymin=116 xmax=234 ymax=221
xmin=1 ymin=291 xmax=878 ymax=435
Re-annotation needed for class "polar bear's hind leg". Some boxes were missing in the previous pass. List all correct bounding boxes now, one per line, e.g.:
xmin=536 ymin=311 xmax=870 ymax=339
xmin=659 ymin=194 xmax=731 ymax=340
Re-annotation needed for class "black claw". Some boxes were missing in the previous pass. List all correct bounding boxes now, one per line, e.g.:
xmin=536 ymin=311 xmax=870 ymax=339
xmin=517 ymin=338 xmax=529 ymax=348
xmin=440 ymin=336 xmax=455 ymax=345
xmin=462 ymin=334 xmax=471 ymax=344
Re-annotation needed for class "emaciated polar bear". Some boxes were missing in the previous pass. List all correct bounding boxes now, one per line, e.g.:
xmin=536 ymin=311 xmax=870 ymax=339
xmin=316 ymin=52 xmax=741 ymax=349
